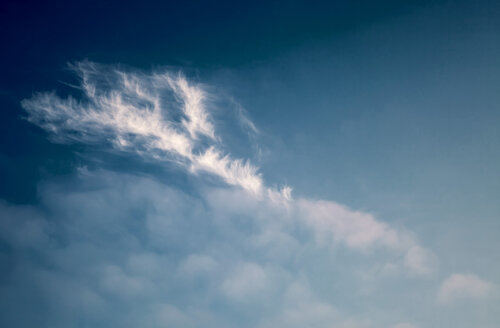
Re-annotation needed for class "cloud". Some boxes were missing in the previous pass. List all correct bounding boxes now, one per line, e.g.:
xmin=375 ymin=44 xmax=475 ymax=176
xmin=0 ymin=170 xmax=379 ymax=327
xmin=234 ymin=102 xmax=259 ymax=135
xmin=22 ymin=61 xmax=263 ymax=194
xmin=21 ymin=62 xmax=434 ymax=264
xmin=436 ymin=273 xmax=495 ymax=305
xmin=258 ymin=281 xmax=371 ymax=328
xmin=403 ymin=245 xmax=438 ymax=276
xmin=0 ymin=202 xmax=51 ymax=249
xmin=221 ymin=262 xmax=270 ymax=300
xmin=5 ymin=61 xmax=460 ymax=326
xmin=297 ymin=199 xmax=401 ymax=250
xmin=179 ymin=254 xmax=218 ymax=276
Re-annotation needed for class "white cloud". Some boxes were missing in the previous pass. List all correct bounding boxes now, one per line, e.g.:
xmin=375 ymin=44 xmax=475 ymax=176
xmin=21 ymin=61 xmax=435 ymax=273
xmin=221 ymin=262 xmax=270 ymax=300
xmin=0 ymin=168 xmax=453 ymax=327
xmin=403 ymin=245 xmax=437 ymax=276
xmin=159 ymin=73 xmax=216 ymax=140
xmin=297 ymin=199 xmax=401 ymax=250
xmin=437 ymin=273 xmax=495 ymax=305
xmin=22 ymin=61 xmax=264 ymax=194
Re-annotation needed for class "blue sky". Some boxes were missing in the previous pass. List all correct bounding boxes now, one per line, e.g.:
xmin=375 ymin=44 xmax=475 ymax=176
xmin=1 ymin=1 xmax=499 ymax=327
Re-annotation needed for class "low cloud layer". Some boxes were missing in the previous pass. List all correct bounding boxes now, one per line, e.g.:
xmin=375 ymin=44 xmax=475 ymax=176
xmin=0 ymin=171 xmax=385 ymax=327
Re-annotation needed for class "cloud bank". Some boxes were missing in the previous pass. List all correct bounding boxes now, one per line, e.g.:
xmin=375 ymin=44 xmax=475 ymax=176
xmin=0 ymin=171 xmax=376 ymax=327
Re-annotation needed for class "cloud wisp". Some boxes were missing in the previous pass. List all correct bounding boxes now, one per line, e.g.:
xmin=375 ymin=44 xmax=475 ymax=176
xmin=22 ymin=61 xmax=263 ymax=194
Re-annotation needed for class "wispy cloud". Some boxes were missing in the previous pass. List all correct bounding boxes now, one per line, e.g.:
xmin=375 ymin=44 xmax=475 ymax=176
xmin=22 ymin=61 xmax=263 ymax=194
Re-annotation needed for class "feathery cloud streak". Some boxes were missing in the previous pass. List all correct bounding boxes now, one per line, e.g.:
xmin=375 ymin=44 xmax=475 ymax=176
xmin=22 ymin=62 xmax=263 ymax=194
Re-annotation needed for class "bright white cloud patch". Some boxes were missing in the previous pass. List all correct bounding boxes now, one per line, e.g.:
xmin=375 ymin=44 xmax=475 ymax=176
xmin=437 ymin=273 xmax=495 ymax=305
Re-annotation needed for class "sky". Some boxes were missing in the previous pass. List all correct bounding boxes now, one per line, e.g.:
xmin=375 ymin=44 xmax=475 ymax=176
xmin=1 ymin=1 xmax=499 ymax=327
